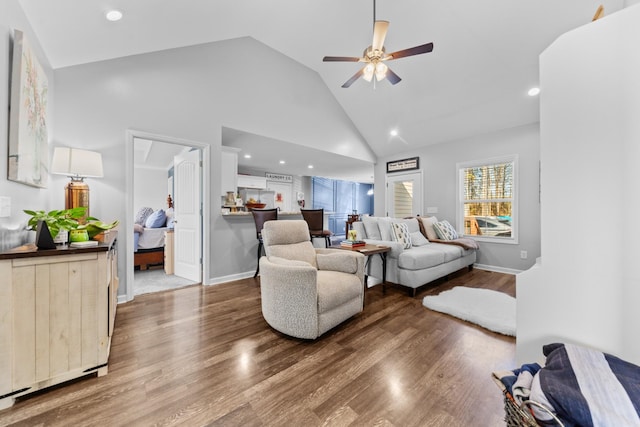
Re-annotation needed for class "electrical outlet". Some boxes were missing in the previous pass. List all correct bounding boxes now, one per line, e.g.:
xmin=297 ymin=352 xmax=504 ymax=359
xmin=520 ymin=250 xmax=528 ymax=259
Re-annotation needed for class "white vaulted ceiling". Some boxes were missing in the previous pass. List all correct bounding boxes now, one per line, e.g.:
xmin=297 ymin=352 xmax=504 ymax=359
xmin=19 ymin=0 xmax=628 ymax=171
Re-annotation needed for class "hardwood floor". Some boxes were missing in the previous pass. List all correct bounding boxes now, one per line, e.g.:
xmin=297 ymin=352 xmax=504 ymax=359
xmin=1 ymin=269 xmax=515 ymax=426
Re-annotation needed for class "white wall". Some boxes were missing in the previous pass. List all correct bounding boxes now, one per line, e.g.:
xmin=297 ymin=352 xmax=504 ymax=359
xmin=0 ymin=1 xmax=55 ymax=231
xmin=373 ymin=123 xmax=541 ymax=272
xmin=52 ymin=37 xmax=374 ymax=295
xmin=517 ymin=4 xmax=640 ymax=364
xmin=133 ymin=167 xmax=170 ymax=215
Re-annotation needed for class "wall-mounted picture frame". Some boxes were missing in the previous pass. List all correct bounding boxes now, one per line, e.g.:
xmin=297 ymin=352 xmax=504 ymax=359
xmin=386 ymin=156 xmax=419 ymax=173
xmin=7 ymin=29 xmax=49 ymax=188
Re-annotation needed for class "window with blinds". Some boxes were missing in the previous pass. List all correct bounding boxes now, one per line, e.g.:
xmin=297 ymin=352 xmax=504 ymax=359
xmin=458 ymin=156 xmax=517 ymax=243
xmin=392 ymin=180 xmax=414 ymax=218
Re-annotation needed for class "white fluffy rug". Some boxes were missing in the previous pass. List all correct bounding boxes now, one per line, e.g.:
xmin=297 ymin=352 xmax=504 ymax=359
xmin=422 ymin=286 xmax=516 ymax=336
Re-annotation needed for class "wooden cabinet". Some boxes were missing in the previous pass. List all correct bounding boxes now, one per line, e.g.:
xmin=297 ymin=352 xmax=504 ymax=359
xmin=0 ymin=234 xmax=118 ymax=410
xmin=164 ymin=230 xmax=174 ymax=275
xmin=237 ymin=175 xmax=266 ymax=189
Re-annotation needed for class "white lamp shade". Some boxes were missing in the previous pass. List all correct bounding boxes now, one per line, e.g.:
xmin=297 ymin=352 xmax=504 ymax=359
xmin=51 ymin=147 xmax=104 ymax=178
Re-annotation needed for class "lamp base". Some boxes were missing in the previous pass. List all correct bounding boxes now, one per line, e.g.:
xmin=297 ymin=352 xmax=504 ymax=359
xmin=65 ymin=180 xmax=90 ymax=219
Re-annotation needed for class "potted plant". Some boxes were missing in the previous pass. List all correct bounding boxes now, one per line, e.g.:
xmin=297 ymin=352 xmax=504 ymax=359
xmin=24 ymin=207 xmax=88 ymax=244
xmin=77 ymin=218 xmax=120 ymax=239
xmin=25 ymin=207 xmax=120 ymax=245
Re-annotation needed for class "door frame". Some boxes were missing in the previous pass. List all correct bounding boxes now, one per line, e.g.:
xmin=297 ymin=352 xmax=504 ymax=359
xmin=385 ymin=171 xmax=423 ymax=217
xmin=125 ymin=129 xmax=210 ymax=303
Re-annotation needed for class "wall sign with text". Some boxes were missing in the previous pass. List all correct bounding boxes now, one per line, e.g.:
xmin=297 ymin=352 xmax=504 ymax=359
xmin=265 ymin=173 xmax=293 ymax=183
xmin=386 ymin=157 xmax=420 ymax=173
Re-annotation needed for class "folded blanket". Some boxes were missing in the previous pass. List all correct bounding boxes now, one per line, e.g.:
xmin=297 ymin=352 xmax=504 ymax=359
xmin=492 ymin=363 xmax=541 ymax=402
xmin=530 ymin=343 xmax=640 ymax=426
xmin=430 ymin=237 xmax=479 ymax=250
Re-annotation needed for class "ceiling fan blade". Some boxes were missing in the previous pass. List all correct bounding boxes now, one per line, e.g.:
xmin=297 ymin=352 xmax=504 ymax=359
xmin=341 ymin=68 xmax=365 ymax=88
xmin=371 ymin=20 xmax=389 ymax=52
xmin=323 ymin=56 xmax=362 ymax=62
xmin=385 ymin=67 xmax=402 ymax=85
xmin=386 ymin=42 xmax=434 ymax=60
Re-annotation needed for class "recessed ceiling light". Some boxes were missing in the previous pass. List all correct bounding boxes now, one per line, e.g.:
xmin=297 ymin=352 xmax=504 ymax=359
xmin=308 ymin=165 xmax=314 ymax=169
xmin=528 ymin=87 xmax=540 ymax=97
xmin=244 ymin=154 xmax=251 ymax=159
xmin=106 ymin=10 xmax=123 ymax=22
xmin=279 ymin=160 xmax=285 ymax=164
xmin=390 ymin=129 xmax=399 ymax=137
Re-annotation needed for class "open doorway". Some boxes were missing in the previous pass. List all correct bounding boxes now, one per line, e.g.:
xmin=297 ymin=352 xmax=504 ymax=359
xmin=125 ymin=130 xmax=209 ymax=301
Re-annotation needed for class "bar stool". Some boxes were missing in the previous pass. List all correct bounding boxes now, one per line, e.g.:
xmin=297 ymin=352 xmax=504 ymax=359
xmin=251 ymin=208 xmax=278 ymax=277
xmin=301 ymin=209 xmax=332 ymax=248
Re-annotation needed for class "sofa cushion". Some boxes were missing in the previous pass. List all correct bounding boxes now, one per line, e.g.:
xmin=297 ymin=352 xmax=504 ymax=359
xmin=392 ymin=222 xmax=412 ymax=249
xmin=362 ymin=216 xmax=381 ymax=240
xmin=421 ymin=216 xmax=439 ymax=240
xmin=433 ymin=220 xmax=458 ymax=240
xmin=316 ymin=270 xmax=362 ymax=313
xmin=378 ymin=217 xmax=395 ymax=241
xmin=411 ymin=231 xmax=430 ymax=247
xmin=397 ymin=246 xmax=445 ymax=270
xmin=437 ymin=243 xmax=465 ymax=262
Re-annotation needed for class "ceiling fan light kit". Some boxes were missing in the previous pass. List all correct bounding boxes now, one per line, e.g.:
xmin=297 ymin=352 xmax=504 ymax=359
xmin=323 ymin=2 xmax=434 ymax=88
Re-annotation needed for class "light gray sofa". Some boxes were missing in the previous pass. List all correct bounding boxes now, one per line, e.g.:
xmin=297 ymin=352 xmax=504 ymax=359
xmin=260 ymin=220 xmax=365 ymax=339
xmin=352 ymin=216 xmax=477 ymax=296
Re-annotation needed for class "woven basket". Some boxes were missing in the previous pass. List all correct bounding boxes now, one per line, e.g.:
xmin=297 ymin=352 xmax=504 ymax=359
xmin=493 ymin=375 xmax=565 ymax=427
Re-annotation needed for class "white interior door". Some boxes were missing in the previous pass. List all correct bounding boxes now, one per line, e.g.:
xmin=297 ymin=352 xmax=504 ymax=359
xmin=386 ymin=171 xmax=423 ymax=217
xmin=173 ymin=149 xmax=201 ymax=282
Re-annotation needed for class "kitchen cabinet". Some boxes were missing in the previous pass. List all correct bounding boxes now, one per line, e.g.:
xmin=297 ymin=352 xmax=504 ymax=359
xmin=237 ymin=175 xmax=266 ymax=189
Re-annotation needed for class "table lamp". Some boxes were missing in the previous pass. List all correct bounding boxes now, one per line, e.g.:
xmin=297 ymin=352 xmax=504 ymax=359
xmin=51 ymin=147 xmax=103 ymax=218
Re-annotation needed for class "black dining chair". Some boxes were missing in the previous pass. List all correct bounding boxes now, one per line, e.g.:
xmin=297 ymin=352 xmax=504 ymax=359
xmin=251 ymin=208 xmax=278 ymax=277
xmin=301 ymin=208 xmax=332 ymax=248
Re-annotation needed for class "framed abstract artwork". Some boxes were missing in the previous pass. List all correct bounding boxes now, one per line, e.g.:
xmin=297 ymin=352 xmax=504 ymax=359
xmin=8 ymin=30 xmax=49 ymax=188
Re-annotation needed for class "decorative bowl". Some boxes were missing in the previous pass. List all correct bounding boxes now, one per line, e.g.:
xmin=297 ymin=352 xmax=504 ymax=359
xmin=245 ymin=203 xmax=267 ymax=210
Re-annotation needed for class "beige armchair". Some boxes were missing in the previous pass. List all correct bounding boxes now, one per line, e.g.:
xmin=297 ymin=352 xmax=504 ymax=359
xmin=259 ymin=220 xmax=365 ymax=339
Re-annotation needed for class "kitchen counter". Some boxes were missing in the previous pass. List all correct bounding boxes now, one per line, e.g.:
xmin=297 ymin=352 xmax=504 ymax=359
xmin=221 ymin=211 xmax=304 ymax=218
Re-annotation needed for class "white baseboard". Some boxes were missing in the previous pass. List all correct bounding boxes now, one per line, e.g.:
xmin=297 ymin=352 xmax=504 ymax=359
xmin=474 ymin=263 xmax=522 ymax=275
xmin=206 ymin=271 xmax=255 ymax=286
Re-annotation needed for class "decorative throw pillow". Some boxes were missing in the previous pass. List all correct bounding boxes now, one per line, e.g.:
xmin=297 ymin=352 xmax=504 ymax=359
xmin=391 ymin=222 xmax=412 ymax=249
xmin=433 ymin=220 xmax=458 ymax=241
xmin=134 ymin=207 xmax=154 ymax=225
xmin=378 ymin=217 xmax=395 ymax=241
xmin=145 ymin=209 xmax=167 ymax=228
xmin=362 ymin=216 xmax=382 ymax=240
xmin=411 ymin=231 xmax=430 ymax=247
xmin=421 ymin=216 xmax=439 ymax=240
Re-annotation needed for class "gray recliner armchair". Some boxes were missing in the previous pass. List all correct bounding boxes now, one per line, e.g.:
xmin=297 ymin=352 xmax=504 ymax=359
xmin=259 ymin=220 xmax=365 ymax=339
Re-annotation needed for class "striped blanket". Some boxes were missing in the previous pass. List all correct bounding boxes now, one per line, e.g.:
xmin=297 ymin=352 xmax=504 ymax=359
xmin=530 ymin=343 xmax=640 ymax=426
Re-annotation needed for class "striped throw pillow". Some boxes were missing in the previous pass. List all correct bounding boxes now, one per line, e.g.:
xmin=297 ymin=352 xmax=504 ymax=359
xmin=433 ymin=220 xmax=458 ymax=241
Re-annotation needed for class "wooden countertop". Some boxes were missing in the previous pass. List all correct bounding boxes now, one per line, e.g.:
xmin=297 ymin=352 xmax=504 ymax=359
xmin=221 ymin=211 xmax=304 ymax=218
xmin=0 ymin=231 xmax=117 ymax=260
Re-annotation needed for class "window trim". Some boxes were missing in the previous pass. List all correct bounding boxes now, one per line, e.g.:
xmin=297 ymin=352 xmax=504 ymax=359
xmin=456 ymin=155 xmax=519 ymax=244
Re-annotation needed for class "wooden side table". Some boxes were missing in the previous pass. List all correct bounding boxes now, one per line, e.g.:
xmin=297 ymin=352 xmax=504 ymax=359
xmin=164 ymin=230 xmax=174 ymax=275
xmin=333 ymin=244 xmax=390 ymax=294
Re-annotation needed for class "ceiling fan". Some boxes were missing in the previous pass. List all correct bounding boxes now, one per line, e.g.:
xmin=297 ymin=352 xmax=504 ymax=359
xmin=323 ymin=1 xmax=434 ymax=88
